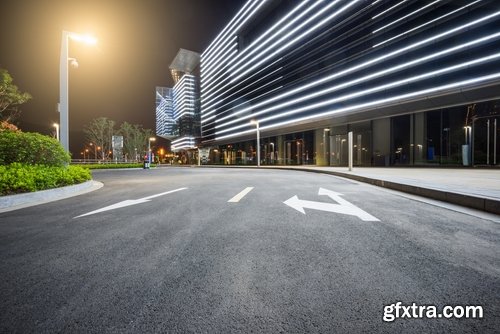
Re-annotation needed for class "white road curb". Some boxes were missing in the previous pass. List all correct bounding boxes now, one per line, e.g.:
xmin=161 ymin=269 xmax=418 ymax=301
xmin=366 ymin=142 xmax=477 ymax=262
xmin=0 ymin=180 xmax=103 ymax=213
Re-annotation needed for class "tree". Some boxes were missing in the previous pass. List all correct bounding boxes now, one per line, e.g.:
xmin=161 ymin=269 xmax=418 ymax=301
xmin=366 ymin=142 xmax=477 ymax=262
xmin=0 ymin=68 xmax=32 ymax=122
xmin=84 ymin=117 xmax=115 ymax=160
xmin=118 ymin=121 xmax=153 ymax=161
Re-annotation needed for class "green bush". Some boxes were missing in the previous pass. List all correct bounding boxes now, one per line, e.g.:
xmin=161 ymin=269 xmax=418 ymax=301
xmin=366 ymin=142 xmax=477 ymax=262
xmin=0 ymin=131 xmax=70 ymax=166
xmin=0 ymin=163 xmax=91 ymax=195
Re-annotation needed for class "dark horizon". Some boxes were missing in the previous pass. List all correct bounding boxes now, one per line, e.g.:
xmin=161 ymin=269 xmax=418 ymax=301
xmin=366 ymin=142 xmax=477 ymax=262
xmin=0 ymin=0 xmax=245 ymax=156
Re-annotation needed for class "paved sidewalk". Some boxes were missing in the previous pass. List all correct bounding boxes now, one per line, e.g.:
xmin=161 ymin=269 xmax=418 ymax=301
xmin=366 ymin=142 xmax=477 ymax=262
xmin=264 ymin=166 xmax=500 ymax=215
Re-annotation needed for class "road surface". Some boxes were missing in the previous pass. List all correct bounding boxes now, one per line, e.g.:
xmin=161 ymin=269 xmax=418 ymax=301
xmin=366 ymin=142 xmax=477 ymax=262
xmin=0 ymin=167 xmax=498 ymax=333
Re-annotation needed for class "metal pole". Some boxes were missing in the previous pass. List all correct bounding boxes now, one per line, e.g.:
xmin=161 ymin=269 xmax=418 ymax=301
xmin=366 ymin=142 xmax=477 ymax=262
xmin=472 ymin=121 xmax=475 ymax=166
xmin=54 ymin=123 xmax=59 ymax=142
xmin=59 ymin=31 xmax=69 ymax=153
xmin=256 ymin=122 xmax=260 ymax=167
xmin=487 ymin=119 xmax=490 ymax=165
xmin=494 ymin=119 xmax=497 ymax=165
xmin=348 ymin=131 xmax=353 ymax=171
xmin=468 ymin=127 xmax=472 ymax=163
xmin=147 ymin=139 xmax=151 ymax=168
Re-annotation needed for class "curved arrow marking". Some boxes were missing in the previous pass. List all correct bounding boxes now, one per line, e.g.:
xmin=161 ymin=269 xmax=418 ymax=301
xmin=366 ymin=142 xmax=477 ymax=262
xmin=283 ymin=188 xmax=379 ymax=221
xmin=74 ymin=187 xmax=188 ymax=218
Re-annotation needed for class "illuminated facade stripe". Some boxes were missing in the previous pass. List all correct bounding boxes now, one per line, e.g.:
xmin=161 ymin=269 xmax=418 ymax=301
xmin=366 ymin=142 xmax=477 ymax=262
xmin=213 ymin=34 xmax=500 ymax=134
xmin=173 ymin=74 xmax=197 ymax=121
xmin=200 ymin=0 xmax=500 ymax=144
xmin=171 ymin=136 xmax=197 ymax=151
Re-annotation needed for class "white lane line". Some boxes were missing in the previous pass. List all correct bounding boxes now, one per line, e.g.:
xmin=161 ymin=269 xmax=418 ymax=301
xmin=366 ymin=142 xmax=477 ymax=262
xmin=228 ymin=187 xmax=254 ymax=203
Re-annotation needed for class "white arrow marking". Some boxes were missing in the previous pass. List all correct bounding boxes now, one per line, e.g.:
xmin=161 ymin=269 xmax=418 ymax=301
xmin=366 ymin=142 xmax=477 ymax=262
xmin=283 ymin=188 xmax=379 ymax=221
xmin=228 ymin=187 xmax=254 ymax=202
xmin=74 ymin=187 xmax=187 ymax=218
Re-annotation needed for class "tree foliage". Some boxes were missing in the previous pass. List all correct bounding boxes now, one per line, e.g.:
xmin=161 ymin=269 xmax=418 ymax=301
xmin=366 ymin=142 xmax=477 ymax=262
xmin=118 ymin=121 xmax=153 ymax=161
xmin=84 ymin=118 xmax=153 ymax=161
xmin=0 ymin=68 xmax=32 ymax=122
xmin=83 ymin=117 xmax=115 ymax=160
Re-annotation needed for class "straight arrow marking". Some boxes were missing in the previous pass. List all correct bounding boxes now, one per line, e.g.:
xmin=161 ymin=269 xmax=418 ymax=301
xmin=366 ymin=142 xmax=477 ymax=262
xmin=283 ymin=188 xmax=379 ymax=222
xmin=74 ymin=187 xmax=188 ymax=218
xmin=318 ymin=187 xmax=379 ymax=221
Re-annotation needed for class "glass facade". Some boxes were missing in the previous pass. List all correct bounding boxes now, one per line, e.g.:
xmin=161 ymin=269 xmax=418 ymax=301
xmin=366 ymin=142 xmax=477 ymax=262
xmin=155 ymin=87 xmax=175 ymax=138
xmin=200 ymin=0 xmax=500 ymax=166
xmin=156 ymin=49 xmax=201 ymax=152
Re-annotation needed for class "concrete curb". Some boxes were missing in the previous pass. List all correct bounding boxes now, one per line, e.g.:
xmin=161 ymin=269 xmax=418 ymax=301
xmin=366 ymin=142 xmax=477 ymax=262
xmin=266 ymin=167 xmax=500 ymax=215
xmin=0 ymin=180 xmax=103 ymax=213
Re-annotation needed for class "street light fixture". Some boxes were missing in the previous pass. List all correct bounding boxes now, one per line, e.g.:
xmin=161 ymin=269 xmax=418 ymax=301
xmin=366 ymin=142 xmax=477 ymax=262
xmin=59 ymin=30 xmax=97 ymax=153
xmin=250 ymin=120 xmax=260 ymax=167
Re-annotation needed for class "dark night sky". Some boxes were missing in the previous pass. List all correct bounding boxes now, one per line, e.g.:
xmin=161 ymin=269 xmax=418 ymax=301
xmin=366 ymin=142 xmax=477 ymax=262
xmin=0 ymin=0 xmax=246 ymax=155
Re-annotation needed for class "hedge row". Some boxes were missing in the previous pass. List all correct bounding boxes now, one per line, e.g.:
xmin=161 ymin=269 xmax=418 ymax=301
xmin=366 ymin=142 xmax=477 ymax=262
xmin=0 ymin=163 xmax=91 ymax=195
xmin=0 ymin=130 xmax=70 ymax=166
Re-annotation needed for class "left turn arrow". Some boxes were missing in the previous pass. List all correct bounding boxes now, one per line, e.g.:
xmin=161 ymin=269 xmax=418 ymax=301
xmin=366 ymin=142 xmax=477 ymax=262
xmin=74 ymin=187 xmax=187 ymax=218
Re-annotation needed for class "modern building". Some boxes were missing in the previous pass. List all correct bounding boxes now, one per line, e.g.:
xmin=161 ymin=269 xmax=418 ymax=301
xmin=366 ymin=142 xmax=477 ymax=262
xmin=200 ymin=0 xmax=500 ymax=166
xmin=171 ymin=73 xmax=199 ymax=151
xmin=155 ymin=87 xmax=175 ymax=138
xmin=156 ymin=49 xmax=201 ymax=154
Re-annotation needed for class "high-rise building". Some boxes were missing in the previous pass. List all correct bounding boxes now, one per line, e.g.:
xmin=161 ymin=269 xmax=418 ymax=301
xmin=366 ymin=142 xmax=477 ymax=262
xmin=156 ymin=49 xmax=201 ymax=152
xmin=200 ymin=0 xmax=500 ymax=166
xmin=155 ymin=87 xmax=175 ymax=138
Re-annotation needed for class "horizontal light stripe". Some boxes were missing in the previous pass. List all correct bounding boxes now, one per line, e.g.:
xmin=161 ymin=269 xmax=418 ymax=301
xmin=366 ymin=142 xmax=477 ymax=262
xmin=215 ymin=72 xmax=500 ymax=141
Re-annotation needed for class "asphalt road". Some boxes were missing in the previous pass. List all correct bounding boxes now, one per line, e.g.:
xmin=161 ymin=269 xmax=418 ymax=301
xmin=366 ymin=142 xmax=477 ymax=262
xmin=0 ymin=167 xmax=499 ymax=333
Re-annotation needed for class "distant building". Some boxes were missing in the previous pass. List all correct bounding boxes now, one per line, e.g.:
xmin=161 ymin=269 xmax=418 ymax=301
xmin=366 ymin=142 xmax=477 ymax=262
xmin=156 ymin=49 xmax=201 ymax=153
xmin=200 ymin=0 xmax=500 ymax=166
xmin=155 ymin=87 xmax=175 ymax=138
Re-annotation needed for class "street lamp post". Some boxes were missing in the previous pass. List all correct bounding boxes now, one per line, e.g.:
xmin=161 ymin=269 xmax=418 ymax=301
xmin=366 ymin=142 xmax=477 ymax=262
xmin=250 ymin=120 xmax=260 ymax=167
xmin=89 ymin=142 xmax=97 ymax=160
xmin=53 ymin=123 xmax=59 ymax=141
xmin=59 ymin=30 xmax=97 ymax=153
xmin=147 ymin=137 xmax=156 ymax=168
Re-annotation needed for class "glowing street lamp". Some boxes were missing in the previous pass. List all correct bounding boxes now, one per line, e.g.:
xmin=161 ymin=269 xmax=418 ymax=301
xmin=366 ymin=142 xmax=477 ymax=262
xmin=250 ymin=120 xmax=260 ymax=167
xmin=59 ymin=31 xmax=97 ymax=153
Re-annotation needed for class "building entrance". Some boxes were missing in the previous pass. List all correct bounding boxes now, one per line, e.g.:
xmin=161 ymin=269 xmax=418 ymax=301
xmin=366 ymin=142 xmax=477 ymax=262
xmin=330 ymin=134 xmax=348 ymax=166
xmin=284 ymin=140 xmax=305 ymax=165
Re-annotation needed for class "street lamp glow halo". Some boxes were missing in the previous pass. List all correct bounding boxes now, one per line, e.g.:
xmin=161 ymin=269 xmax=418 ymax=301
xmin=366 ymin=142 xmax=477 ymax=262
xmin=69 ymin=33 xmax=98 ymax=45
